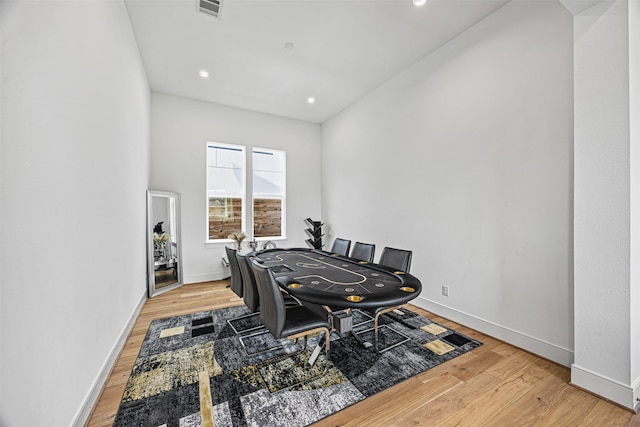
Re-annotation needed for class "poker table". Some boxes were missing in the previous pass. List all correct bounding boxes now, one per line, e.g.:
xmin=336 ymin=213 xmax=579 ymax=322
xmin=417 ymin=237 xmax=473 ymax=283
xmin=251 ymin=247 xmax=422 ymax=310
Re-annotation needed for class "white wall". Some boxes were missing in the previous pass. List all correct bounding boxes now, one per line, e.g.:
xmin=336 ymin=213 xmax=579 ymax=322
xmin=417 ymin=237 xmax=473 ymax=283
xmin=0 ymin=1 xmax=150 ymax=425
xmin=630 ymin=0 xmax=640 ymax=402
xmin=0 ymin=0 xmax=4 ymax=417
xmin=150 ymin=93 xmax=322 ymax=284
xmin=322 ymin=0 xmax=574 ymax=364
xmin=572 ymin=0 xmax=640 ymax=409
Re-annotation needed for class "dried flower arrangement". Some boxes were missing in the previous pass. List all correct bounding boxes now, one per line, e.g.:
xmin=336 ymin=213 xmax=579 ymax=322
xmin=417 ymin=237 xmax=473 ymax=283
xmin=228 ymin=231 xmax=247 ymax=249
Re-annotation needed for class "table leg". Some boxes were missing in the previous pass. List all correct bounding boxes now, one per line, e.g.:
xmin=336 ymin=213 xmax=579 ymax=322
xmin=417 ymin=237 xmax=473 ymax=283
xmin=307 ymin=339 xmax=324 ymax=366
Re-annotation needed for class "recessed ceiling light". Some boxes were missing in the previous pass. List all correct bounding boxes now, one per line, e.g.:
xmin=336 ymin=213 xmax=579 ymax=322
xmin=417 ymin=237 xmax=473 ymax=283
xmin=199 ymin=70 xmax=210 ymax=78
xmin=412 ymin=0 xmax=427 ymax=6
xmin=307 ymin=97 xmax=315 ymax=104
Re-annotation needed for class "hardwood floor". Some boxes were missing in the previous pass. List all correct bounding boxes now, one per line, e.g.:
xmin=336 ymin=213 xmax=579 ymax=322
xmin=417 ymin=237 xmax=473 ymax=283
xmin=86 ymin=281 xmax=640 ymax=426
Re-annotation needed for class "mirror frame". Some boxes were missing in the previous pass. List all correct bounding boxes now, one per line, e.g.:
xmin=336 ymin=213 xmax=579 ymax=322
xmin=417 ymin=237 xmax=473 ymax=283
xmin=147 ymin=190 xmax=183 ymax=297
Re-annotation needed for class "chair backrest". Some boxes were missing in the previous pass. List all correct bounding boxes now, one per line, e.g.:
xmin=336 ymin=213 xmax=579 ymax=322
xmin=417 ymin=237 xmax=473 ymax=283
xmin=251 ymin=260 xmax=286 ymax=338
xmin=351 ymin=242 xmax=376 ymax=263
xmin=331 ymin=238 xmax=351 ymax=257
xmin=378 ymin=247 xmax=412 ymax=273
xmin=236 ymin=252 xmax=260 ymax=312
xmin=225 ymin=246 xmax=243 ymax=297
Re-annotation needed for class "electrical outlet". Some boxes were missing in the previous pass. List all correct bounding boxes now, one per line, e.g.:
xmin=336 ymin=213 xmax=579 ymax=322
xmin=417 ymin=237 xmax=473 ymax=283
xmin=442 ymin=285 xmax=449 ymax=297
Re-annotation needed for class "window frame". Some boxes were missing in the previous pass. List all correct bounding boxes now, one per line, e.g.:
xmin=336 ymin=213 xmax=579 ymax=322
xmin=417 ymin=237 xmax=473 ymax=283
xmin=205 ymin=142 xmax=246 ymax=244
xmin=205 ymin=142 xmax=287 ymax=244
xmin=252 ymin=147 xmax=287 ymax=241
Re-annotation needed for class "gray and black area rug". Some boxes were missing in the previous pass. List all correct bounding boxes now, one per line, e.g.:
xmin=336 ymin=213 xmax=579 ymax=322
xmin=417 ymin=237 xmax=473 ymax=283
xmin=114 ymin=305 xmax=482 ymax=426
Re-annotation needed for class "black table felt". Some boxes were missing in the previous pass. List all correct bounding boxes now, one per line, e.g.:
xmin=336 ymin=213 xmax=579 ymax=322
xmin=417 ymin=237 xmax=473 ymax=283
xmin=253 ymin=248 xmax=422 ymax=309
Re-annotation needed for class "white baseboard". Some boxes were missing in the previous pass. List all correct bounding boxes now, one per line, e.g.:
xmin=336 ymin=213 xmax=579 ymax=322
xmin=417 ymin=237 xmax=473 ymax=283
xmin=413 ymin=297 xmax=640 ymax=411
xmin=571 ymin=364 xmax=638 ymax=411
xmin=184 ymin=271 xmax=229 ymax=284
xmin=71 ymin=290 xmax=147 ymax=427
xmin=411 ymin=296 xmax=574 ymax=367
xmin=635 ymin=377 xmax=640 ymax=412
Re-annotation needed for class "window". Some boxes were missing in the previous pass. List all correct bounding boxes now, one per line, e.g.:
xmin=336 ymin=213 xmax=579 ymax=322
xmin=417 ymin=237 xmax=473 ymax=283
xmin=206 ymin=143 xmax=286 ymax=241
xmin=253 ymin=148 xmax=285 ymax=238
xmin=206 ymin=143 xmax=245 ymax=240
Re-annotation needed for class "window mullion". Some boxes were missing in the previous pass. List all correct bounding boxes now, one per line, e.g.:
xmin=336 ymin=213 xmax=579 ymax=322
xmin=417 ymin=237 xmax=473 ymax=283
xmin=245 ymin=147 xmax=253 ymax=240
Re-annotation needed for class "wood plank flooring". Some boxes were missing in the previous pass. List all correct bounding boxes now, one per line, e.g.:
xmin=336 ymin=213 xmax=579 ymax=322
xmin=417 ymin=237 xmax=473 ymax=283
xmin=86 ymin=281 xmax=640 ymax=426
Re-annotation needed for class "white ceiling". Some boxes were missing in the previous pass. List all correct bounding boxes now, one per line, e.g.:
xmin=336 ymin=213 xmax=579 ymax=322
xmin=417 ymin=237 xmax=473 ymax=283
xmin=125 ymin=0 xmax=510 ymax=123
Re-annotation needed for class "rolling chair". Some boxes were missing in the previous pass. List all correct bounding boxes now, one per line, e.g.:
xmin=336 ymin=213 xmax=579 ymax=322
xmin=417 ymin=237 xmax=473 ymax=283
xmin=350 ymin=242 xmax=376 ymax=263
xmin=330 ymin=238 xmax=351 ymax=257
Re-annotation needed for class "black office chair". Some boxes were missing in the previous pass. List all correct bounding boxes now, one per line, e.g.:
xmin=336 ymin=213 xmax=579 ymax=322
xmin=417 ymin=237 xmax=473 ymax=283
xmin=225 ymin=246 xmax=243 ymax=298
xmin=357 ymin=247 xmax=413 ymax=352
xmin=350 ymin=242 xmax=375 ymax=263
xmin=378 ymin=247 xmax=412 ymax=273
xmin=227 ymin=252 xmax=263 ymax=335
xmin=234 ymin=253 xmax=301 ymax=353
xmin=238 ymin=252 xmax=300 ymax=312
xmin=225 ymin=246 xmax=257 ymax=335
xmin=330 ymin=238 xmax=351 ymax=257
xmin=251 ymin=259 xmax=331 ymax=387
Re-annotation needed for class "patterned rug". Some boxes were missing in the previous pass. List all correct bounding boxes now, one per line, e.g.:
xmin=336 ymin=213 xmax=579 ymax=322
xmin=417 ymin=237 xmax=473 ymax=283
xmin=114 ymin=305 xmax=482 ymax=426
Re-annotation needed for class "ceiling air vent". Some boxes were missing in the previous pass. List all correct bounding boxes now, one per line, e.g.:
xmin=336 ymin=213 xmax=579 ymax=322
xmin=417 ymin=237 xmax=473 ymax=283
xmin=198 ymin=0 xmax=222 ymax=19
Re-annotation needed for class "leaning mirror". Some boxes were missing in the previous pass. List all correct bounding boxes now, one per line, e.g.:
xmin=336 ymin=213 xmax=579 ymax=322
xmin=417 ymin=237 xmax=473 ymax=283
xmin=147 ymin=190 xmax=183 ymax=297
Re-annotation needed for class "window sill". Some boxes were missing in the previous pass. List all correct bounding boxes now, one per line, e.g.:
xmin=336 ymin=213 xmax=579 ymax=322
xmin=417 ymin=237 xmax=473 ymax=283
xmin=204 ymin=236 xmax=288 ymax=250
